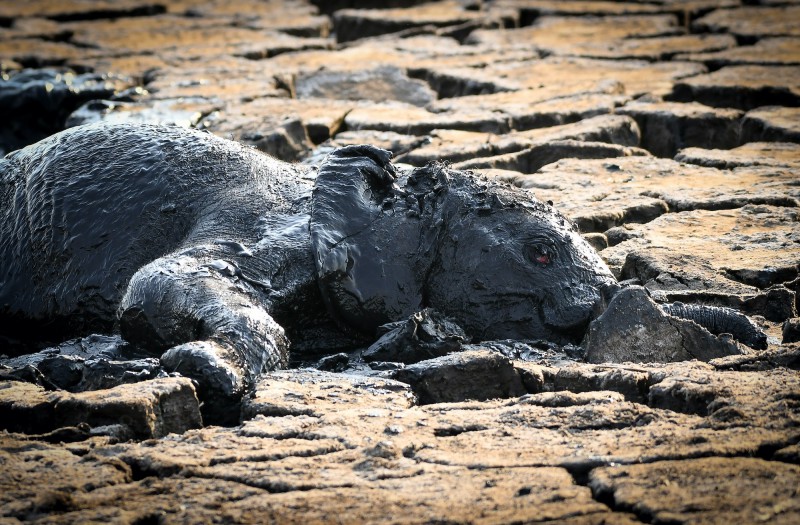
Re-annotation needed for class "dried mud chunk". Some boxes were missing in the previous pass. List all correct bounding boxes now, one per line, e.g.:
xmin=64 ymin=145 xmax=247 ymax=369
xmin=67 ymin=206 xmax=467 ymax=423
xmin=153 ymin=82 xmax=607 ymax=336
xmin=669 ymin=65 xmax=800 ymax=110
xmin=332 ymin=2 xmax=514 ymax=43
xmin=709 ymin=343 xmax=800 ymax=371
xmin=420 ymin=57 xmax=705 ymax=98
xmin=494 ymin=1 xmax=669 ymax=19
xmin=692 ymin=6 xmax=800 ymax=39
xmin=344 ymin=102 xmax=511 ymax=135
xmin=425 ymin=75 xmax=625 ymax=108
xmin=518 ymin=390 xmax=627 ymax=407
xmin=399 ymin=114 xmax=641 ymax=166
xmin=454 ymin=92 xmax=630 ymax=132
xmin=88 ymin=424 xmax=347 ymax=481
xmin=0 ymin=377 xmax=201 ymax=439
xmin=398 ymin=128 xmax=496 ymax=165
xmin=27 ymin=477 xmax=262 ymax=525
xmin=0 ymin=0 xmax=164 ymax=20
xmin=467 ymin=14 xmax=682 ymax=53
xmin=649 ymin=366 xmax=800 ymax=423
xmin=606 ymin=226 xmax=644 ymax=247
xmin=412 ymin=362 xmax=800 ymax=467
xmin=513 ymin=112 xmax=641 ymax=146
xmin=0 ymin=436 xmax=131 ymax=521
xmin=616 ymin=100 xmax=742 ymax=157
xmin=209 ymin=465 xmax=628 ymax=524
xmin=560 ymin=34 xmax=736 ymax=62
xmin=583 ymin=232 xmax=608 ymax=251
xmin=0 ymin=38 xmax=89 ymax=68
xmin=65 ymin=15 xmax=330 ymax=59
xmin=0 ymin=17 xmax=64 ymax=41
xmin=242 ymin=369 xmax=416 ymax=419
xmin=166 ymin=0 xmax=331 ymax=38
xmin=323 ymin=129 xmax=423 ymax=153
xmin=784 ymin=318 xmax=800 ymax=344
xmin=551 ymin=364 xmax=651 ymax=403
xmin=0 ymin=381 xmax=58 ymax=434
xmin=506 ymin=157 xmax=800 ymax=234
xmin=741 ymin=106 xmax=800 ymax=144
xmin=363 ymin=308 xmax=467 ymax=365
xmin=295 ymin=66 xmax=436 ymax=106
xmin=589 ymin=457 xmax=800 ymax=524
xmin=501 ymin=0 xmax=737 ymax=21
xmin=475 ymin=14 xmax=732 ymax=61
xmin=412 ymin=393 xmax=788 ymax=470
xmin=676 ymin=37 xmax=800 ymax=68
xmin=202 ymin=111 xmax=313 ymax=161
xmin=601 ymin=206 xmax=800 ymax=304
xmin=144 ymin=60 xmax=288 ymax=102
xmin=53 ymin=377 xmax=202 ymax=439
xmin=392 ymin=349 xmax=525 ymax=404
xmin=202 ymin=97 xmax=356 ymax=153
xmin=268 ymin=34 xmax=537 ymax=81
xmin=454 ymin=139 xmax=649 ymax=173
xmin=675 ymin=142 xmax=800 ymax=169
xmin=774 ymin=443 xmax=800 ymax=464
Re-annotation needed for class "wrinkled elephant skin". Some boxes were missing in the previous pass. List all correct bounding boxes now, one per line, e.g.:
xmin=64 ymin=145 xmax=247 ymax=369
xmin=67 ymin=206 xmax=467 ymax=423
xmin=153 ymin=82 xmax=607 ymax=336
xmin=0 ymin=123 xmax=624 ymax=420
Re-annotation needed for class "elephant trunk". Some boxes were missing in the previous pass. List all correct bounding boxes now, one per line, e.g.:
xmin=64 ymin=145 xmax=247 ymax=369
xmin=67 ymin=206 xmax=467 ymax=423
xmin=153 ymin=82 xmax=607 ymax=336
xmin=660 ymin=302 xmax=768 ymax=350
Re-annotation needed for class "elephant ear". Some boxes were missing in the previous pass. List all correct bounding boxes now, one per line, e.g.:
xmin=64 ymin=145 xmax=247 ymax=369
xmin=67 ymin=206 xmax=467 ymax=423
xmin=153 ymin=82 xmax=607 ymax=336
xmin=310 ymin=145 xmax=433 ymax=335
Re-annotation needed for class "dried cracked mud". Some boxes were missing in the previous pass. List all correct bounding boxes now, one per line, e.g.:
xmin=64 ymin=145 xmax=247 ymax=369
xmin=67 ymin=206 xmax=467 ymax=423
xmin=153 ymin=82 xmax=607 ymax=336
xmin=1 ymin=1 xmax=799 ymax=523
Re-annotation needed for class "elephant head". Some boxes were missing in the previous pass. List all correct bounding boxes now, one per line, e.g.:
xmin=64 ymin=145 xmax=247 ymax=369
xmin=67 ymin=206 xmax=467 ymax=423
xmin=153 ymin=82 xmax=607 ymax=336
xmin=310 ymin=145 xmax=619 ymax=345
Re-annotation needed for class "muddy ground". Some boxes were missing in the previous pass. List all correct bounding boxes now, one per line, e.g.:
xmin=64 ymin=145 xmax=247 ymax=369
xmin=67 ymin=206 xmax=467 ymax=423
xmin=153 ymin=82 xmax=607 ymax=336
xmin=1 ymin=1 xmax=799 ymax=523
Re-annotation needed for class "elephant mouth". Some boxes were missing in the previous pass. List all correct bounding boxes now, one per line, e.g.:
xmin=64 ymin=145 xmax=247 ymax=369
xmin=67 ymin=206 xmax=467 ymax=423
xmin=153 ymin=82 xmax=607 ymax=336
xmin=539 ymin=282 xmax=619 ymax=343
xmin=472 ymin=280 xmax=619 ymax=344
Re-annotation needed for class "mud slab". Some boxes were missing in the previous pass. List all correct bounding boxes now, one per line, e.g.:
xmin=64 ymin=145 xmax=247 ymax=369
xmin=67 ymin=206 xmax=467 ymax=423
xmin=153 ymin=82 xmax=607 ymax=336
xmin=1 ymin=1 xmax=799 ymax=523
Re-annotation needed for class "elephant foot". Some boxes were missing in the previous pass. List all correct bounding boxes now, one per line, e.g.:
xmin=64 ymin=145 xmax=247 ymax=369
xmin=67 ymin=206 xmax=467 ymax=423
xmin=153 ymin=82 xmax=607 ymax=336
xmin=160 ymin=341 xmax=245 ymax=425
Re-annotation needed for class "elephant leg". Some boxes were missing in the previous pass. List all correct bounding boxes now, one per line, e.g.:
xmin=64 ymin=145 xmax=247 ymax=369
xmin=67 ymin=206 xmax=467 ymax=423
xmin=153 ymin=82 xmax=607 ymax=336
xmin=118 ymin=255 xmax=288 ymax=423
xmin=661 ymin=302 xmax=768 ymax=350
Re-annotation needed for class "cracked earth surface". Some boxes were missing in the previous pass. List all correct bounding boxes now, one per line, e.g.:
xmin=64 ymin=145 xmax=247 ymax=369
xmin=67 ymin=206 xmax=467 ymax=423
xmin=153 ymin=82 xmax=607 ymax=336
xmin=1 ymin=0 xmax=799 ymax=523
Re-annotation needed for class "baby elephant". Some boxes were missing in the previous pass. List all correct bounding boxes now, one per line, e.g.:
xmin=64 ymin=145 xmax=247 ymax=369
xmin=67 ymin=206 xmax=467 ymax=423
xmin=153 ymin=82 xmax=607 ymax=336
xmin=0 ymin=122 xmax=757 ymax=420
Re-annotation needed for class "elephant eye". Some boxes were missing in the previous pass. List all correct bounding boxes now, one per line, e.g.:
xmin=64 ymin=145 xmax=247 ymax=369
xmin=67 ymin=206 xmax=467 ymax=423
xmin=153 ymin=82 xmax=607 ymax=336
xmin=526 ymin=245 xmax=552 ymax=266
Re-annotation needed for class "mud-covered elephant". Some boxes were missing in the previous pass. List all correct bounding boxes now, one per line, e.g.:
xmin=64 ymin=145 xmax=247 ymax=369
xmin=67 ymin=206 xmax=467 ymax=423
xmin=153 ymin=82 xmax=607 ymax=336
xmin=0 ymin=122 xmax=765 ymax=421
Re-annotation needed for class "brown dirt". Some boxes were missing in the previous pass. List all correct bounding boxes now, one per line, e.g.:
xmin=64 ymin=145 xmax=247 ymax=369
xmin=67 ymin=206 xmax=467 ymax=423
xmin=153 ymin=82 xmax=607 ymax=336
xmin=1 ymin=1 xmax=799 ymax=523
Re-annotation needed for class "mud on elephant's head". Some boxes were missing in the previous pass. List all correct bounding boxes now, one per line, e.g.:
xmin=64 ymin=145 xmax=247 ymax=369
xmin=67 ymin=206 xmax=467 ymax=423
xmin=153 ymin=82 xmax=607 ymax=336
xmin=311 ymin=145 xmax=619 ymax=345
